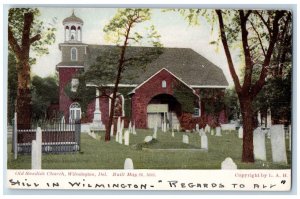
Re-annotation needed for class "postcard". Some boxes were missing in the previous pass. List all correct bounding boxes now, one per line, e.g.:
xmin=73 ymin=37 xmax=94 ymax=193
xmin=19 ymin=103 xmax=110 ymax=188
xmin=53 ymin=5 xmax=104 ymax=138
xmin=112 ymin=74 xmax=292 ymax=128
xmin=6 ymin=6 xmax=292 ymax=191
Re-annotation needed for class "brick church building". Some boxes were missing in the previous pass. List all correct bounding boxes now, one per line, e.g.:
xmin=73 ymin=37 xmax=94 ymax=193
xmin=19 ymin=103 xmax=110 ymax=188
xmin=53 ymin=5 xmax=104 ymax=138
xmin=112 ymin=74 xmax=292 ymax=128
xmin=57 ymin=12 xmax=229 ymax=131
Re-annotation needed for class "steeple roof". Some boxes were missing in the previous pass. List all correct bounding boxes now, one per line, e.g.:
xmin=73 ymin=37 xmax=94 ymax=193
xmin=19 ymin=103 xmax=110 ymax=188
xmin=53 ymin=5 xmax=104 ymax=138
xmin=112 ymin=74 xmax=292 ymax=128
xmin=63 ymin=10 xmax=83 ymax=25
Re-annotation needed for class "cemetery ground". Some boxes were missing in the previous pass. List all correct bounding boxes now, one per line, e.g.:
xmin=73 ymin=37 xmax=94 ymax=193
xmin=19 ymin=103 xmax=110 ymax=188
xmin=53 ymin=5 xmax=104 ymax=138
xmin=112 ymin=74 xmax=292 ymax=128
xmin=7 ymin=129 xmax=291 ymax=169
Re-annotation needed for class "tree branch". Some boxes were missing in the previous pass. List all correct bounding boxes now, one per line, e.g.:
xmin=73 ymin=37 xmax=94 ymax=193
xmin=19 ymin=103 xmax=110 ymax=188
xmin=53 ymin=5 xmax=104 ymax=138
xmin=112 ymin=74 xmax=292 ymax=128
xmin=216 ymin=9 xmax=242 ymax=93
xmin=249 ymin=20 xmax=266 ymax=57
xmin=30 ymin=34 xmax=41 ymax=44
xmin=251 ymin=11 xmax=285 ymax=98
xmin=255 ymin=11 xmax=272 ymax=35
xmin=8 ymin=26 xmax=22 ymax=59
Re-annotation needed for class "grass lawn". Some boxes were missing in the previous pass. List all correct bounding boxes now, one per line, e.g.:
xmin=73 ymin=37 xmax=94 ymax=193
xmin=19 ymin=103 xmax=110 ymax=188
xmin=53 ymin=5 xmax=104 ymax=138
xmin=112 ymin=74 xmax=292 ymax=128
xmin=7 ymin=129 xmax=291 ymax=169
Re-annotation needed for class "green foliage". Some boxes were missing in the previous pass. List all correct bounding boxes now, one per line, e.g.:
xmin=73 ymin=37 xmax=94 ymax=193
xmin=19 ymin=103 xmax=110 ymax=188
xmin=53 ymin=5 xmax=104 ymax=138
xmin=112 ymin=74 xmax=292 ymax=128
xmin=223 ymin=88 xmax=240 ymax=120
xmin=173 ymin=83 xmax=197 ymax=113
xmin=8 ymin=8 xmax=57 ymax=57
xmin=200 ymin=88 xmax=225 ymax=120
xmin=31 ymin=75 xmax=59 ymax=121
xmin=64 ymin=73 xmax=95 ymax=116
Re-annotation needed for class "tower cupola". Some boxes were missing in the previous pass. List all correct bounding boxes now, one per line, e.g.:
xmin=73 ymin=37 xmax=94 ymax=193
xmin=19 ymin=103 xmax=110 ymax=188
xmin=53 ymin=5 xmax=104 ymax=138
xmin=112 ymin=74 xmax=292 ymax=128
xmin=63 ymin=10 xmax=83 ymax=43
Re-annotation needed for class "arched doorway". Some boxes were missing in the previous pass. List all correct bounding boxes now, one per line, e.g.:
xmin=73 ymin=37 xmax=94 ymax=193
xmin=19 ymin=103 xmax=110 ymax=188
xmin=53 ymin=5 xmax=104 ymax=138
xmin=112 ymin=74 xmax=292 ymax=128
xmin=147 ymin=94 xmax=181 ymax=129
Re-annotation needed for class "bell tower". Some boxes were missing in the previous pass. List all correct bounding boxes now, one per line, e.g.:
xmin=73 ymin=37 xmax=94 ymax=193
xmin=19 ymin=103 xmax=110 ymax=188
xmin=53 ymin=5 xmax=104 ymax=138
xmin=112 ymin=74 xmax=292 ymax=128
xmin=63 ymin=10 xmax=83 ymax=43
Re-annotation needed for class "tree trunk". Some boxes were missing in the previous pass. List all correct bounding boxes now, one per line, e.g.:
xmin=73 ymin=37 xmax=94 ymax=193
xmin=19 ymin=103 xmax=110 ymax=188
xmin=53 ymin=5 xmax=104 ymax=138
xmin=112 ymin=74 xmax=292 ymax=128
xmin=239 ymin=96 xmax=254 ymax=163
xmin=16 ymin=60 xmax=31 ymax=129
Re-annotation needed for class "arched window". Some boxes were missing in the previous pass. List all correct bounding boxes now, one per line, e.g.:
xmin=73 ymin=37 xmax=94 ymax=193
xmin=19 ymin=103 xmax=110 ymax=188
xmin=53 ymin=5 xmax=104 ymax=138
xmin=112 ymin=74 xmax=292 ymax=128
xmin=70 ymin=25 xmax=76 ymax=40
xmin=162 ymin=80 xmax=167 ymax=88
xmin=71 ymin=47 xmax=77 ymax=61
xmin=69 ymin=102 xmax=81 ymax=122
xmin=77 ymin=26 xmax=81 ymax=41
xmin=109 ymin=93 xmax=125 ymax=117
xmin=65 ymin=26 xmax=69 ymax=41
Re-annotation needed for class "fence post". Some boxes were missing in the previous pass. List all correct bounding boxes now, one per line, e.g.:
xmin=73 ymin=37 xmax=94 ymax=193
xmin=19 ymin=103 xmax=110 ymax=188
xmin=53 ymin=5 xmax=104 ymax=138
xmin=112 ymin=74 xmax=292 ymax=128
xmin=75 ymin=120 xmax=81 ymax=151
xmin=13 ymin=112 xmax=17 ymax=160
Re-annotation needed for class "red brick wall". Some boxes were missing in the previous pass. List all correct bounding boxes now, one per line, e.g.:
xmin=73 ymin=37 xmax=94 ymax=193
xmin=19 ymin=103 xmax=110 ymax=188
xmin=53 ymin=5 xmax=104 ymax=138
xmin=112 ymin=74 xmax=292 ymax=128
xmin=58 ymin=67 xmax=82 ymax=121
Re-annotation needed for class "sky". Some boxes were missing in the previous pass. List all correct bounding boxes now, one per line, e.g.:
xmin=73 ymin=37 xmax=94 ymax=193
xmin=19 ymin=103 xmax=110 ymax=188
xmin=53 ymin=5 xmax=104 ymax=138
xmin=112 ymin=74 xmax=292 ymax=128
xmin=31 ymin=7 xmax=235 ymax=85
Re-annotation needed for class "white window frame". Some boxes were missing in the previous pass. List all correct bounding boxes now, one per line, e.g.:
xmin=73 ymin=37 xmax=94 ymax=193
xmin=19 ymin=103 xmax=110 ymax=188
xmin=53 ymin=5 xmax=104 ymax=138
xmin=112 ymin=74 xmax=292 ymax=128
xmin=71 ymin=47 xmax=78 ymax=61
xmin=193 ymin=108 xmax=201 ymax=117
xmin=71 ymin=78 xmax=79 ymax=92
xmin=162 ymin=80 xmax=167 ymax=88
xmin=69 ymin=102 xmax=81 ymax=122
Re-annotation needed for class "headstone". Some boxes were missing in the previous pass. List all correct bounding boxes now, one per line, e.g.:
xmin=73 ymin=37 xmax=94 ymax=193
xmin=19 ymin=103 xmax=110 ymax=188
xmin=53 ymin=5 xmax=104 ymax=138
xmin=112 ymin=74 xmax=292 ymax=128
xmin=110 ymin=124 xmax=114 ymax=137
xmin=172 ymin=131 xmax=174 ymax=137
xmin=128 ymin=121 xmax=132 ymax=134
xmin=144 ymin=136 xmax=153 ymax=143
xmin=205 ymin=124 xmax=210 ymax=133
xmin=124 ymin=130 xmax=130 ymax=146
xmin=32 ymin=127 xmax=42 ymax=169
xmin=270 ymin=125 xmax=287 ymax=164
xmin=215 ymin=127 xmax=222 ymax=136
xmin=117 ymin=117 xmax=121 ymax=133
xmin=221 ymin=157 xmax=237 ymax=170
xmin=211 ymin=128 xmax=214 ymax=136
xmin=124 ymin=158 xmax=134 ymax=170
xmin=196 ymin=124 xmax=199 ymax=132
xmin=238 ymin=127 xmax=243 ymax=139
xmin=153 ymin=125 xmax=157 ymax=139
xmin=253 ymin=127 xmax=266 ymax=161
xmin=118 ymin=130 xmax=123 ymax=144
xmin=176 ymin=124 xmax=180 ymax=132
xmin=199 ymin=128 xmax=205 ymax=136
xmin=201 ymin=134 xmax=208 ymax=150
xmin=132 ymin=124 xmax=136 ymax=135
xmin=115 ymin=131 xmax=119 ymax=142
xmin=289 ymin=125 xmax=291 ymax=151
xmin=266 ymin=109 xmax=272 ymax=128
xmin=257 ymin=111 xmax=261 ymax=126
xmin=121 ymin=119 xmax=124 ymax=133
xmin=182 ymin=134 xmax=189 ymax=144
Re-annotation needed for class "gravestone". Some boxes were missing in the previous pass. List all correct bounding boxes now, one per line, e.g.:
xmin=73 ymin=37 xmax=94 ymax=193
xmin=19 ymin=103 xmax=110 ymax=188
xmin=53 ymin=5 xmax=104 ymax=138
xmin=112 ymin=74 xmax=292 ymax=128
xmin=110 ymin=124 xmax=114 ymax=137
xmin=205 ymin=124 xmax=210 ymax=133
xmin=115 ymin=131 xmax=119 ymax=142
xmin=270 ymin=125 xmax=287 ymax=164
xmin=221 ymin=157 xmax=237 ymax=170
xmin=128 ymin=121 xmax=132 ymax=134
xmin=201 ymin=134 xmax=208 ymax=150
xmin=124 ymin=130 xmax=130 ymax=146
xmin=153 ymin=125 xmax=157 ymax=139
xmin=121 ymin=119 xmax=124 ymax=133
xmin=211 ymin=128 xmax=214 ymax=136
xmin=215 ymin=127 xmax=222 ymax=136
xmin=196 ymin=124 xmax=199 ymax=132
xmin=172 ymin=131 xmax=174 ymax=137
xmin=124 ymin=158 xmax=134 ymax=170
xmin=176 ymin=124 xmax=180 ymax=132
xmin=199 ymin=128 xmax=205 ymax=136
xmin=182 ymin=135 xmax=189 ymax=144
xmin=144 ymin=136 xmax=153 ymax=143
xmin=117 ymin=117 xmax=121 ymax=132
xmin=253 ymin=127 xmax=266 ymax=161
xmin=238 ymin=127 xmax=243 ymax=139
xmin=32 ymin=127 xmax=42 ymax=169
xmin=118 ymin=130 xmax=123 ymax=144
xmin=132 ymin=124 xmax=136 ymax=135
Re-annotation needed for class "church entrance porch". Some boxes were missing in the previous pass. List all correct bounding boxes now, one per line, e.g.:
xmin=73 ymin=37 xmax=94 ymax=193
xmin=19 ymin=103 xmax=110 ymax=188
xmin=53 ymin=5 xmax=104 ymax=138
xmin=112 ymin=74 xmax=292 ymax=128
xmin=146 ymin=94 xmax=181 ymax=129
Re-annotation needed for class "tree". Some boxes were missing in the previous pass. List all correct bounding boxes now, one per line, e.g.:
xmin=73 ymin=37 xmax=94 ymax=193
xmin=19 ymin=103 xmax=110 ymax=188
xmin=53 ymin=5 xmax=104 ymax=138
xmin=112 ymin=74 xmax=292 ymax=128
xmin=173 ymin=9 xmax=291 ymax=162
xmin=8 ymin=8 xmax=56 ymax=128
xmin=8 ymin=52 xmax=18 ymax=124
xmin=87 ymin=9 xmax=162 ymax=141
xmin=31 ymin=75 xmax=59 ymax=121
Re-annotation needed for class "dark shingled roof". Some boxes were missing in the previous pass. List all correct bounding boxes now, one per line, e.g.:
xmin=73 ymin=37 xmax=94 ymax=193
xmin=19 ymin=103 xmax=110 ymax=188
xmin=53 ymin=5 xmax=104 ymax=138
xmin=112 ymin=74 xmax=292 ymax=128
xmin=84 ymin=45 xmax=228 ymax=87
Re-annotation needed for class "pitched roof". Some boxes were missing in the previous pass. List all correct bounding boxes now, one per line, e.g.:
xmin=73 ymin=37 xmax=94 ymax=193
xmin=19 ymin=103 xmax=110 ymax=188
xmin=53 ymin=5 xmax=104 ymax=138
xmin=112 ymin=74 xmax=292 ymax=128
xmin=86 ymin=45 xmax=229 ymax=87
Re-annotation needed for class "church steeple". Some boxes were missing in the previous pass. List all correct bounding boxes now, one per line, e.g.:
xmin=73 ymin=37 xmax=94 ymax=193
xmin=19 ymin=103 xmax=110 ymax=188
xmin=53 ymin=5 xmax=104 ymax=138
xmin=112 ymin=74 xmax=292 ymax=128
xmin=62 ymin=10 xmax=84 ymax=43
